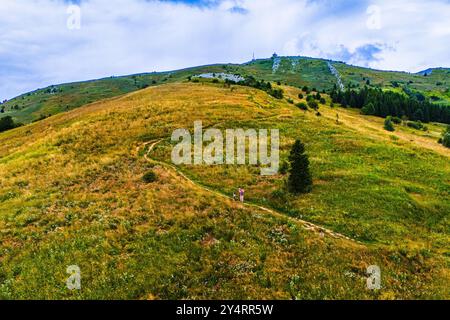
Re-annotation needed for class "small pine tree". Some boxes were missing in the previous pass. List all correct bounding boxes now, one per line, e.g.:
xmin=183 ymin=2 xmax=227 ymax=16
xmin=288 ymin=140 xmax=312 ymax=194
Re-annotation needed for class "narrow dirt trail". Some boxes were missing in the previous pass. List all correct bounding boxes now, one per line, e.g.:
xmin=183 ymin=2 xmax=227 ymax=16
xmin=138 ymin=139 xmax=364 ymax=246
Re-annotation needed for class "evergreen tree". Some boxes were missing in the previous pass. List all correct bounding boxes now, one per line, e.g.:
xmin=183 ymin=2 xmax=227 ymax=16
xmin=288 ymin=140 xmax=312 ymax=194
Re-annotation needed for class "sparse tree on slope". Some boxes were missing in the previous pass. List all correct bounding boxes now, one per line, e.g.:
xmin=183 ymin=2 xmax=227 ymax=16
xmin=288 ymin=140 xmax=312 ymax=194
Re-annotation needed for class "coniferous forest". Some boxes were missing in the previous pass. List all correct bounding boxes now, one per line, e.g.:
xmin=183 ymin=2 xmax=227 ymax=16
xmin=330 ymin=86 xmax=450 ymax=124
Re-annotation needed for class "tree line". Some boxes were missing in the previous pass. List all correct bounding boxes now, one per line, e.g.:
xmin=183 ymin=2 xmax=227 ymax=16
xmin=226 ymin=76 xmax=284 ymax=99
xmin=330 ymin=86 xmax=450 ymax=124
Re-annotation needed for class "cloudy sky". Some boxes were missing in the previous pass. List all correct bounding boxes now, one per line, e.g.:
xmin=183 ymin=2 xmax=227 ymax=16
xmin=1 ymin=0 xmax=450 ymax=101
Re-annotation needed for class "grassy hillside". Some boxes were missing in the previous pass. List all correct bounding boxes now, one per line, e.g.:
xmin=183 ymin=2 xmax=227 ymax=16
xmin=0 ymin=81 xmax=448 ymax=299
xmin=2 ymin=56 xmax=448 ymax=125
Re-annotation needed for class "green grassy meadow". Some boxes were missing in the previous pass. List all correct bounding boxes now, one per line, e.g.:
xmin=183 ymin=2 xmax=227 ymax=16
xmin=0 ymin=81 xmax=448 ymax=299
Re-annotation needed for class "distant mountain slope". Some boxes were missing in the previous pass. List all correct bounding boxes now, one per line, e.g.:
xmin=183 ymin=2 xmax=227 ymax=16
xmin=1 ymin=56 xmax=449 ymax=124
xmin=417 ymin=67 xmax=450 ymax=76
xmin=334 ymin=63 xmax=450 ymax=104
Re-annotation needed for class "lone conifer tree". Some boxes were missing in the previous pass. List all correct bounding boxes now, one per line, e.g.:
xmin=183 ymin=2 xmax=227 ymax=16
xmin=288 ymin=140 xmax=312 ymax=194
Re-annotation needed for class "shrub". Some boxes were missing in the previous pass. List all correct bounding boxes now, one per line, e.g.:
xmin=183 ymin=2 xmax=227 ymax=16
xmin=391 ymin=116 xmax=402 ymax=124
xmin=307 ymin=100 xmax=318 ymax=110
xmin=142 ymin=170 xmax=157 ymax=183
xmin=440 ymin=126 xmax=450 ymax=148
xmin=361 ymin=103 xmax=375 ymax=115
xmin=384 ymin=117 xmax=395 ymax=132
xmin=407 ymin=121 xmax=424 ymax=130
xmin=319 ymin=98 xmax=326 ymax=104
xmin=296 ymin=102 xmax=308 ymax=110
xmin=269 ymin=88 xmax=284 ymax=99
xmin=287 ymin=98 xmax=294 ymax=104
xmin=298 ymin=93 xmax=304 ymax=99
xmin=442 ymin=133 xmax=450 ymax=148
xmin=288 ymin=140 xmax=312 ymax=194
xmin=0 ymin=116 xmax=18 ymax=133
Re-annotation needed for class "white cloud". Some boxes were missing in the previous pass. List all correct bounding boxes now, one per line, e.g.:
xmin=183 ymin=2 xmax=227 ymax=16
xmin=0 ymin=0 xmax=449 ymax=100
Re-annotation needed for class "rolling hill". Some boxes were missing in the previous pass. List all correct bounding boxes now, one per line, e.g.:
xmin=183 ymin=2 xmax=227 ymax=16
xmin=0 ymin=78 xmax=448 ymax=299
xmin=1 ymin=56 xmax=449 ymax=125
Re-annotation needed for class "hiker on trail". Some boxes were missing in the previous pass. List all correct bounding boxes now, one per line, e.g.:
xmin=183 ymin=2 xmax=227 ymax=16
xmin=239 ymin=188 xmax=245 ymax=203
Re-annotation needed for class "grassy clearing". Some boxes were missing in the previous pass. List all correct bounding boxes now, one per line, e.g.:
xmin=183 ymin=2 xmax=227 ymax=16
xmin=0 ymin=82 xmax=448 ymax=299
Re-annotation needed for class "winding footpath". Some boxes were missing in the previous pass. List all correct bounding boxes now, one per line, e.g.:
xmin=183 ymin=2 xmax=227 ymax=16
xmin=139 ymin=139 xmax=363 ymax=245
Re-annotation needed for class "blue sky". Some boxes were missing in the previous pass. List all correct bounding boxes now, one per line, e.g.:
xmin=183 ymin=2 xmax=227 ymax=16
xmin=1 ymin=0 xmax=450 ymax=101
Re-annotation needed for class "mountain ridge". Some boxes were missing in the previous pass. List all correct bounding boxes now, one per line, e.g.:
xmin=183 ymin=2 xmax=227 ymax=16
xmin=1 ymin=56 xmax=449 ymax=125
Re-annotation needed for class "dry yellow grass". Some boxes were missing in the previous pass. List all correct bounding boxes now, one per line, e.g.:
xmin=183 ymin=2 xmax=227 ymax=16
xmin=0 ymin=82 xmax=448 ymax=299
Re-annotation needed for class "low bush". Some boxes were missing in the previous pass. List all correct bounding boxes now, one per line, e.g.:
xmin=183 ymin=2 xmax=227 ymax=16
xmin=143 ymin=170 xmax=157 ymax=183
xmin=307 ymin=100 xmax=318 ymax=110
xmin=384 ymin=117 xmax=395 ymax=132
xmin=406 ymin=121 xmax=424 ymax=130
xmin=296 ymin=102 xmax=308 ymax=110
